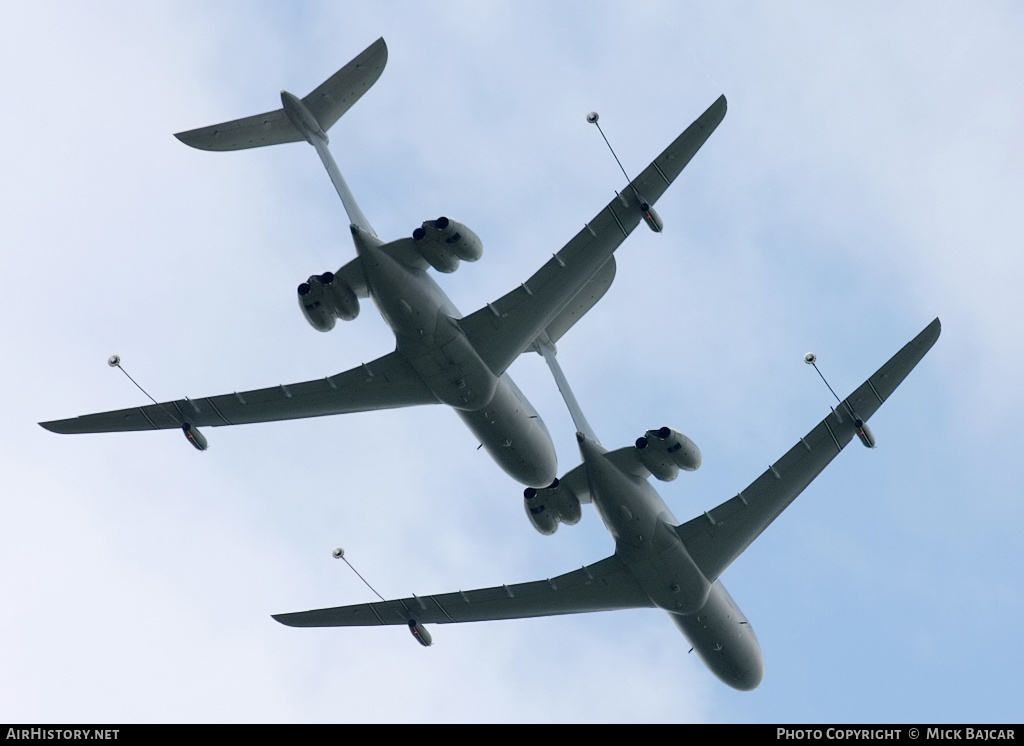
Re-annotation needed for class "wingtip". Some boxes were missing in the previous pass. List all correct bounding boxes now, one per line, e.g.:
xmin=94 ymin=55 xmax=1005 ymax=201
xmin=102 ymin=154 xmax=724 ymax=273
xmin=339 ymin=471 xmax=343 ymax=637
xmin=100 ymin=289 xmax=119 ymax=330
xmin=173 ymin=129 xmax=201 ymax=149
xmin=174 ymin=129 xmax=209 ymax=150
xmin=701 ymin=95 xmax=728 ymax=126
xmin=362 ymin=37 xmax=388 ymax=67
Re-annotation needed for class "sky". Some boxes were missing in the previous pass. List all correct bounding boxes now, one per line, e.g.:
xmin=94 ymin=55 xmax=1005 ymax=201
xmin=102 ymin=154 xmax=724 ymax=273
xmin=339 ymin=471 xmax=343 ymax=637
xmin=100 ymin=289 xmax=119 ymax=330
xmin=2 ymin=0 xmax=1022 ymax=724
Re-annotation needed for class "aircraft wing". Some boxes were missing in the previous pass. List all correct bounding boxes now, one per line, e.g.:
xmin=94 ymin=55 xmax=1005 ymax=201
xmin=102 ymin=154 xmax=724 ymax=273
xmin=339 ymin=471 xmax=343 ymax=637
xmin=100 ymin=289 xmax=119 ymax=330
xmin=459 ymin=95 xmax=727 ymax=377
xmin=39 ymin=350 xmax=437 ymax=435
xmin=674 ymin=318 xmax=941 ymax=583
xmin=175 ymin=38 xmax=388 ymax=152
xmin=273 ymin=553 xmax=653 ymax=628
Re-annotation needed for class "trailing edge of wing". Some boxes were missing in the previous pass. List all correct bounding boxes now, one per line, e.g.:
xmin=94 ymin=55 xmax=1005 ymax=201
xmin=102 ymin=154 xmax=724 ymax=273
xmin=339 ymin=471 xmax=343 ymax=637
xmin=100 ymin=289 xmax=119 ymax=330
xmin=39 ymin=350 xmax=437 ymax=435
xmin=273 ymin=554 xmax=653 ymax=628
xmin=675 ymin=318 xmax=941 ymax=582
xmin=174 ymin=38 xmax=388 ymax=152
xmin=459 ymin=95 xmax=727 ymax=377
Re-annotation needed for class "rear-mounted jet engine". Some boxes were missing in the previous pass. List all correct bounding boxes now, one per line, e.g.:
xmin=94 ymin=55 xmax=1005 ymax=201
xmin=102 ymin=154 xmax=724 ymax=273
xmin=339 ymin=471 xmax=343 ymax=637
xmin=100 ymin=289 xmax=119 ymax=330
xmin=523 ymin=477 xmax=583 ymax=535
xmin=411 ymin=216 xmax=483 ymax=273
xmin=297 ymin=271 xmax=360 ymax=332
xmin=635 ymin=426 xmax=701 ymax=482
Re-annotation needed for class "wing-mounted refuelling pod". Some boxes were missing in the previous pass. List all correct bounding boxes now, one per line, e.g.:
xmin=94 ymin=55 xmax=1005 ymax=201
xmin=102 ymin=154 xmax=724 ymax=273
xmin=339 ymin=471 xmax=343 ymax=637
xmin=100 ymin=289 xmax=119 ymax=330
xmin=635 ymin=427 xmax=701 ymax=481
xmin=855 ymin=419 xmax=876 ymax=448
xmin=408 ymin=619 xmax=433 ymax=646
xmin=587 ymin=110 xmax=665 ymax=233
xmin=806 ymin=352 xmax=877 ymax=448
xmin=835 ymin=409 xmax=876 ymax=449
xmin=182 ymin=422 xmax=208 ymax=451
xmin=639 ymin=202 xmax=664 ymax=233
xmin=102 ymin=356 xmax=210 ymax=452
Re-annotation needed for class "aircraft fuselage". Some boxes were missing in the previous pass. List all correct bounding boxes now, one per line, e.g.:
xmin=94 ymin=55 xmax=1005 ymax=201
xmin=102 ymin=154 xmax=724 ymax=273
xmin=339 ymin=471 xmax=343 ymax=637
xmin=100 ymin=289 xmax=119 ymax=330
xmin=352 ymin=226 xmax=558 ymax=487
xmin=577 ymin=433 xmax=764 ymax=691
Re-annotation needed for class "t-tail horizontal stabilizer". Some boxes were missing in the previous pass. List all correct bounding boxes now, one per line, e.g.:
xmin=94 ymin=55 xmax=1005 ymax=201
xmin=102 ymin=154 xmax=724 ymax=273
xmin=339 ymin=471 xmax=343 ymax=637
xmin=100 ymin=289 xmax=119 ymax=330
xmin=174 ymin=38 xmax=388 ymax=152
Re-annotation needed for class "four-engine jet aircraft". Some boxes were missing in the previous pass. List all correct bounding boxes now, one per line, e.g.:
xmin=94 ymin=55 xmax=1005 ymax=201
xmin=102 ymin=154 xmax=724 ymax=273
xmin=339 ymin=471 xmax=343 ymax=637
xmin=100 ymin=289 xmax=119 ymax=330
xmin=39 ymin=36 xmax=729 ymax=489
xmin=39 ymin=37 xmax=727 ymax=488
xmin=274 ymin=318 xmax=941 ymax=690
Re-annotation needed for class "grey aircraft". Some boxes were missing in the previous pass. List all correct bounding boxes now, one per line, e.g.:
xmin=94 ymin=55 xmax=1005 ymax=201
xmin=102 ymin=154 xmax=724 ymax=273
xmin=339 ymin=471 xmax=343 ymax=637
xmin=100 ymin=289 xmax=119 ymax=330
xmin=39 ymin=38 xmax=726 ymax=488
xmin=274 ymin=318 xmax=941 ymax=690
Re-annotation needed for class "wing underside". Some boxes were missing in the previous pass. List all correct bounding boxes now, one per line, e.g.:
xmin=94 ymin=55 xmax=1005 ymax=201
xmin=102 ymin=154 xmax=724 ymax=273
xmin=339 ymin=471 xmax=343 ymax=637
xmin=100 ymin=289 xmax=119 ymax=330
xmin=39 ymin=350 xmax=438 ymax=435
xmin=675 ymin=318 xmax=941 ymax=582
xmin=459 ymin=95 xmax=727 ymax=376
xmin=273 ymin=554 xmax=653 ymax=628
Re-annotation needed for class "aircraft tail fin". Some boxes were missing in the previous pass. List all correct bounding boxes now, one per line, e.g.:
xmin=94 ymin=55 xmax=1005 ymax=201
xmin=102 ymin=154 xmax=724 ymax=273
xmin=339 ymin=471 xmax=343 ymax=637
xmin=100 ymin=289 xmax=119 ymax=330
xmin=175 ymin=38 xmax=387 ymax=235
xmin=174 ymin=38 xmax=388 ymax=152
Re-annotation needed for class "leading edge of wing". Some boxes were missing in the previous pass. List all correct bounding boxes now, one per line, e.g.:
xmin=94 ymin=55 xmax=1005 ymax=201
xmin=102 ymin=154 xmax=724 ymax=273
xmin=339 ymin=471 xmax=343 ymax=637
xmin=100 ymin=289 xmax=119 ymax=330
xmin=459 ymin=95 xmax=727 ymax=378
xmin=39 ymin=350 xmax=438 ymax=435
xmin=273 ymin=554 xmax=653 ymax=628
xmin=675 ymin=318 xmax=941 ymax=583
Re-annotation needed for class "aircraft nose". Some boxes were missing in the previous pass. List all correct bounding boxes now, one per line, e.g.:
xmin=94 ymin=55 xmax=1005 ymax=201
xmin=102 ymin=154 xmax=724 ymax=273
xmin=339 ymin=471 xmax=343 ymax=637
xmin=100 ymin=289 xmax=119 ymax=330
xmin=716 ymin=641 xmax=764 ymax=691
xmin=520 ymin=441 xmax=558 ymax=488
xmin=508 ymin=422 xmax=558 ymax=488
xmin=730 ymin=660 xmax=764 ymax=691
